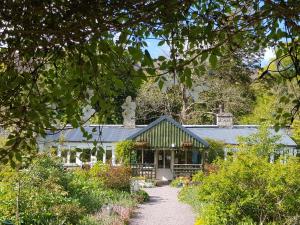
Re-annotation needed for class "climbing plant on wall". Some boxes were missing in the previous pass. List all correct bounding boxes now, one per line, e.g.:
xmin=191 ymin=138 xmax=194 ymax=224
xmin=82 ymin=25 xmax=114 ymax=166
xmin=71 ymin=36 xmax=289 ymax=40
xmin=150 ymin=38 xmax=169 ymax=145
xmin=115 ymin=140 xmax=136 ymax=165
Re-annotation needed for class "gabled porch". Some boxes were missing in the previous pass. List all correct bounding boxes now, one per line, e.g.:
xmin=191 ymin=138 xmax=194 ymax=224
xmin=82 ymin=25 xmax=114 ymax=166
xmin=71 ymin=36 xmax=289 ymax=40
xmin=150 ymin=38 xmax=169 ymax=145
xmin=128 ymin=116 xmax=209 ymax=180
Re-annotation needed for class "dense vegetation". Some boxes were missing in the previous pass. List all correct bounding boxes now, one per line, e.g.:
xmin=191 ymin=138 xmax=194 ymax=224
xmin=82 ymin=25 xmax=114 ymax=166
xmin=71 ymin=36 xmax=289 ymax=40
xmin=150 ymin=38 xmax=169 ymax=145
xmin=136 ymin=47 xmax=259 ymax=124
xmin=0 ymin=1 xmax=299 ymax=224
xmin=0 ymin=155 xmax=148 ymax=225
xmin=0 ymin=1 xmax=299 ymax=164
xmin=115 ymin=140 xmax=136 ymax=165
xmin=179 ymin=126 xmax=300 ymax=225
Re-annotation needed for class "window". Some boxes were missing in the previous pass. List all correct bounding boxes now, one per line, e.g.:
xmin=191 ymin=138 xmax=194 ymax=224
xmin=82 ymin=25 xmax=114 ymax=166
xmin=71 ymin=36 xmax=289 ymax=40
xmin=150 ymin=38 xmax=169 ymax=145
xmin=174 ymin=150 xmax=185 ymax=164
xmin=80 ymin=148 xmax=92 ymax=162
xmin=50 ymin=146 xmax=58 ymax=156
xmin=191 ymin=150 xmax=200 ymax=164
xmin=143 ymin=150 xmax=154 ymax=164
xmin=135 ymin=150 xmax=143 ymax=164
xmin=106 ymin=146 xmax=112 ymax=162
xmin=70 ymin=150 xmax=77 ymax=163
xmin=158 ymin=150 xmax=171 ymax=168
xmin=69 ymin=147 xmax=78 ymax=163
xmin=187 ymin=151 xmax=193 ymax=164
xmin=175 ymin=150 xmax=201 ymax=164
xmin=61 ymin=148 xmax=68 ymax=163
xmin=96 ymin=148 xmax=104 ymax=162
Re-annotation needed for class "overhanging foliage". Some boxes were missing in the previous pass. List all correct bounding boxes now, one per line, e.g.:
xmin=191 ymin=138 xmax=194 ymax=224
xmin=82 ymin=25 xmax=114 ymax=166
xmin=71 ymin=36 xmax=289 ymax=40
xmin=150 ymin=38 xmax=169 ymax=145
xmin=0 ymin=0 xmax=299 ymax=165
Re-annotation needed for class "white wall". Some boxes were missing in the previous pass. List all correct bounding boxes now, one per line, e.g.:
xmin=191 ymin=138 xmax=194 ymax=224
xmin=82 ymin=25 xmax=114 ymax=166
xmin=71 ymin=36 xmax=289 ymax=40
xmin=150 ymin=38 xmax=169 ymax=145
xmin=38 ymin=141 xmax=117 ymax=165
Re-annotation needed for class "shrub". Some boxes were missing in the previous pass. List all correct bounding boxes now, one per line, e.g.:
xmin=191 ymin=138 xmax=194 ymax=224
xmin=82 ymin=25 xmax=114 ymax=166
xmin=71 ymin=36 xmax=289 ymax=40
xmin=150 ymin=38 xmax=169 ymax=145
xmin=67 ymin=168 xmax=114 ymax=214
xmin=181 ymin=154 xmax=300 ymax=225
xmin=191 ymin=171 xmax=205 ymax=183
xmin=194 ymin=218 xmax=205 ymax=225
xmin=205 ymin=139 xmax=225 ymax=163
xmin=132 ymin=190 xmax=149 ymax=203
xmin=0 ymin=155 xmax=84 ymax=225
xmin=179 ymin=126 xmax=300 ymax=225
xmin=95 ymin=165 xmax=131 ymax=191
xmin=170 ymin=176 xmax=190 ymax=187
xmin=178 ymin=185 xmax=202 ymax=212
xmin=180 ymin=126 xmax=300 ymax=225
xmin=89 ymin=161 xmax=110 ymax=177
xmin=80 ymin=212 xmax=124 ymax=225
xmin=203 ymin=163 xmax=219 ymax=175
xmin=0 ymin=155 xmax=134 ymax=225
xmin=115 ymin=140 xmax=135 ymax=165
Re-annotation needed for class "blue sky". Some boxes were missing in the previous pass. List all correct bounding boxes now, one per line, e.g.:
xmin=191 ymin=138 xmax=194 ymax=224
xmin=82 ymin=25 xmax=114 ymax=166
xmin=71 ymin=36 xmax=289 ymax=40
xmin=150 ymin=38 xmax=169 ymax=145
xmin=145 ymin=39 xmax=170 ymax=58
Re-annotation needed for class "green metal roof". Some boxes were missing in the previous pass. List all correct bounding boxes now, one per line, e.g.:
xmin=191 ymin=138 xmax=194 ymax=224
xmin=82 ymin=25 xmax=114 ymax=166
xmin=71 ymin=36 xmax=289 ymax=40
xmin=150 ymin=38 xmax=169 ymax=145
xmin=127 ymin=116 xmax=209 ymax=149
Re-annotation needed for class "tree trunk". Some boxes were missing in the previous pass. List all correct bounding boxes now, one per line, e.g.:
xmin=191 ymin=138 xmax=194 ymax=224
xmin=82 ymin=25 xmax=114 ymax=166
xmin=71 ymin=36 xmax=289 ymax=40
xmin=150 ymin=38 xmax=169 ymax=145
xmin=180 ymin=83 xmax=188 ymax=123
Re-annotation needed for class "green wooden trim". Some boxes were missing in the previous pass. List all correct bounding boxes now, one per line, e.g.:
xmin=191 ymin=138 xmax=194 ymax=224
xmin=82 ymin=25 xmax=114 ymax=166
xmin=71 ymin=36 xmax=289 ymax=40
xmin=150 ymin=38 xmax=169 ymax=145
xmin=131 ymin=119 xmax=207 ymax=149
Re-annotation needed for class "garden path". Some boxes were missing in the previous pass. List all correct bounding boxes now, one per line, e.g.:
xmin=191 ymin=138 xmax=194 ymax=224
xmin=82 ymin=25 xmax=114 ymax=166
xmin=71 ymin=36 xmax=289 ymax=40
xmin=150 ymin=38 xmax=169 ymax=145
xmin=130 ymin=185 xmax=195 ymax=225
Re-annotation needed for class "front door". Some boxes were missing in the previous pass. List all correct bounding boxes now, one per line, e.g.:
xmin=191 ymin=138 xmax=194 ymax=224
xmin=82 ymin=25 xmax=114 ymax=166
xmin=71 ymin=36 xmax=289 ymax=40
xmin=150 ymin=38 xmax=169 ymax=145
xmin=157 ymin=150 xmax=173 ymax=180
xmin=158 ymin=150 xmax=171 ymax=168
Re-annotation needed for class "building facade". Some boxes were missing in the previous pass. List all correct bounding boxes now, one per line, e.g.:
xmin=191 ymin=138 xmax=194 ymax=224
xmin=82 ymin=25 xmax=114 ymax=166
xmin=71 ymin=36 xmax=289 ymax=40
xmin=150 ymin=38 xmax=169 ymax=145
xmin=38 ymin=113 xmax=298 ymax=181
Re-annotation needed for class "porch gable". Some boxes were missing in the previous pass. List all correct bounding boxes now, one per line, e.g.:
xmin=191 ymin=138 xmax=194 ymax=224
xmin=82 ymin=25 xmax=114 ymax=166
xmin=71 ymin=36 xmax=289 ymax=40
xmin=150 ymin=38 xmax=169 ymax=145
xmin=127 ymin=116 xmax=209 ymax=149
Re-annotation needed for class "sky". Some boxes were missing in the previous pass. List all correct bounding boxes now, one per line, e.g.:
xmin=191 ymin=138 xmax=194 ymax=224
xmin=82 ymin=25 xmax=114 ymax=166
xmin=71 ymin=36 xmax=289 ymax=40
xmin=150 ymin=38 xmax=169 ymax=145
xmin=261 ymin=47 xmax=276 ymax=67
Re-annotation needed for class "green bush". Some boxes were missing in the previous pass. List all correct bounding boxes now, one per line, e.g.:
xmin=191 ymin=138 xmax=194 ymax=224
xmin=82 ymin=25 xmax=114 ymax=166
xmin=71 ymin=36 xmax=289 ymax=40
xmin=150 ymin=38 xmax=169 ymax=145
xmin=67 ymin=169 xmax=114 ymax=214
xmin=0 ymin=155 xmax=84 ymax=225
xmin=180 ymin=126 xmax=300 ymax=225
xmin=170 ymin=176 xmax=190 ymax=187
xmin=132 ymin=190 xmax=149 ymax=203
xmin=191 ymin=171 xmax=205 ymax=183
xmin=89 ymin=161 xmax=110 ymax=177
xmin=178 ymin=185 xmax=203 ymax=212
xmin=205 ymin=138 xmax=225 ymax=163
xmin=0 ymin=155 xmax=136 ymax=225
xmin=180 ymin=153 xmax=300 ymax=225
xmin=115 ymin=140 xmax=135 ymax=165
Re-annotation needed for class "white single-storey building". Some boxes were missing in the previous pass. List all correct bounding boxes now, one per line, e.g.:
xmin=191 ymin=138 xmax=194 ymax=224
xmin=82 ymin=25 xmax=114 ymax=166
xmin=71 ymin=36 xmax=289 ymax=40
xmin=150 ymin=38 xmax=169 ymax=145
xmin=38 ymin=111 xmax=298 ymax=181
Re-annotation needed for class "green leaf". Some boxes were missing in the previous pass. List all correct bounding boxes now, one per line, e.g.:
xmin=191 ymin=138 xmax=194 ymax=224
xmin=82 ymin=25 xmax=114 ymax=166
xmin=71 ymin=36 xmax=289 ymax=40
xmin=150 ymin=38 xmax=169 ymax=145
xmin=143 ymin=49 xmax=153 ymax=66
xmin=186 ymin=75 xmax=192 ymax=88
xmin=158 ymin=40 xmax=165 ymax=46
xmin=5 ymin=138 xmax=16 ymax=147
xmin=276 ymin=48 xmax=283 ymax=58
xmin=10 ymin=159 xmax=16 ymax=168
xmin=158 ymin=56 xmax=166 ymax=61
xmin=183 ymin=68 xmax=192 ymax=87
xmin=201 ymin=52 xmax=208 ymax=62
xmin=145 ymin=50 xmax=152 ymax=60
xmin=158 ymin=79 xmax=164 ymax=90
xmin=128 ymin=46 xmax=142 ymax=60
xmin=274 ymin=123 xmax=280 ymax=132
xmin=118 ymin=31 xmax=128 ymax=44
xmin=277 ymin=108 xmax=283 ymax=114
xmin=15 ymin=152 xmax=22 ymax=161
xmin=209 ymin=54 xmax=218 ymax=68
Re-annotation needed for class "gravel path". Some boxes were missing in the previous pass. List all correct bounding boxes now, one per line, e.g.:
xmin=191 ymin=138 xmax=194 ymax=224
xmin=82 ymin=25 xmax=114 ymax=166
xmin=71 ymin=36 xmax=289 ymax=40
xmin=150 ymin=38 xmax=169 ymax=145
xmin=130 ymin=186 xmax=195 ymax=225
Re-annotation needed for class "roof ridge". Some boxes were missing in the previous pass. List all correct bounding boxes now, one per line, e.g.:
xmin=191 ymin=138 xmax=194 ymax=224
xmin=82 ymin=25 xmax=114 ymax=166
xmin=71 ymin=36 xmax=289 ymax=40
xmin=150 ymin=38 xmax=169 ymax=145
xmin=126 ymin=115 xmax=209 ymax=147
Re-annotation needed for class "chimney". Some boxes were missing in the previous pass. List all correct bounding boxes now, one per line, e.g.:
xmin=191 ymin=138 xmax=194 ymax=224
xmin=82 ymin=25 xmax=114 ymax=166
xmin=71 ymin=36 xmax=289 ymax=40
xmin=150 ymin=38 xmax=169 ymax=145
xmin=216 ymin=104 xmax=233 ymax=127
xmin=121 ymin=96 xmax=136 ymax=128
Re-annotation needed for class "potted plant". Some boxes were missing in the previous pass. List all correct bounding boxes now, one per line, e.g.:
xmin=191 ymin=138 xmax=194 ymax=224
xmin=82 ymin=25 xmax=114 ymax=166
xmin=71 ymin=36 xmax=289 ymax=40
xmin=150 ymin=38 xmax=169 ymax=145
xmin=181 ymin=141 xmax=193 ymax=148
xmin=135 ymin=141 xmax=149 ymax=148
